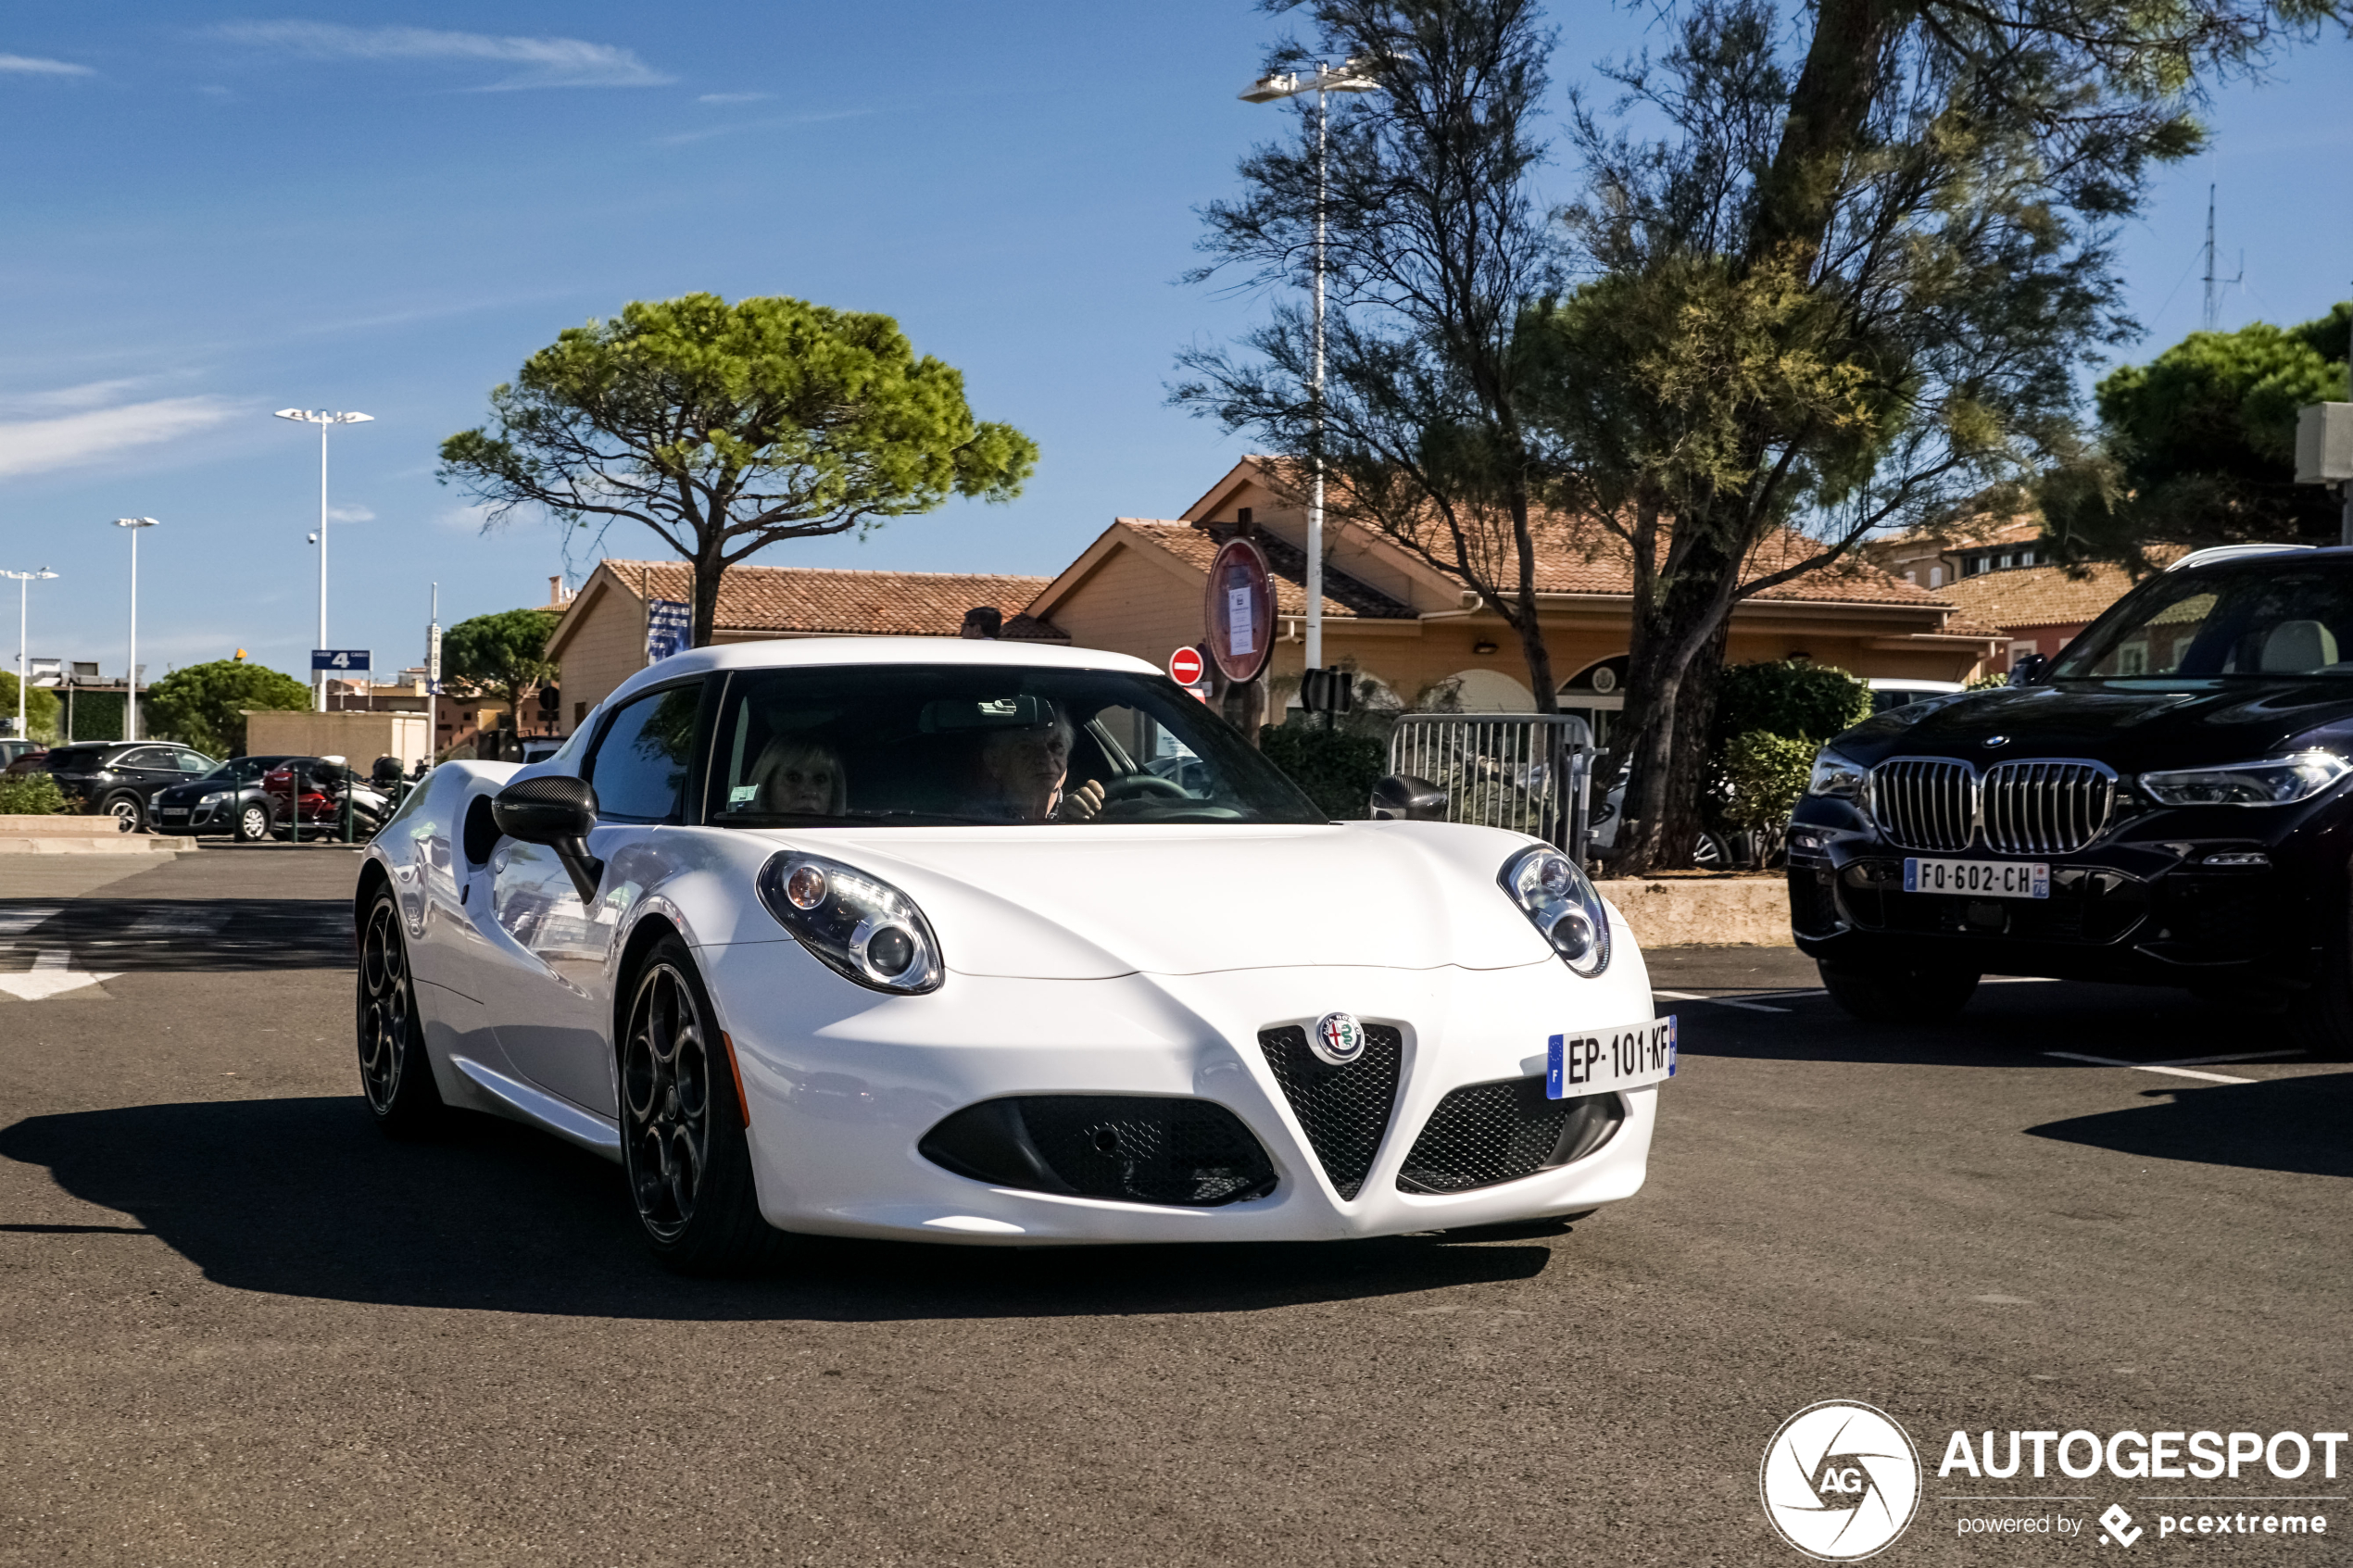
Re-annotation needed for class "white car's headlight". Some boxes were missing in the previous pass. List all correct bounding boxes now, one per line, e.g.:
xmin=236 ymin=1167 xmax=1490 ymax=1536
xmin=1807 ymin=747 xmax=1869 ymax=800
xmin=2138 ymin=750 xmax=2351 ymax=807
xmin=756 ymin=852 xmax=943 ymax=994
xmin=1500 ymin=845 xmax=1611 ymax=977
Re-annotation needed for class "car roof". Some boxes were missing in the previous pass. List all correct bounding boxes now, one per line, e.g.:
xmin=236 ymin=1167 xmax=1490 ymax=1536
xmin=601 ymin=635 xmax=1164 ymax=713
xmin=1866 ymin=678 xmax=1965 ymax=692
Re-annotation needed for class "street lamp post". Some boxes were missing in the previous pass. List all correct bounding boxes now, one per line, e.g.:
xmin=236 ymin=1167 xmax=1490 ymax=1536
xmin=112 ymin=519 xmax=159 ymax=742
xmin=1241 ymin=58 xmax=1380 ymax=673
xmin=2 ymin=568 xmax=58 ymax=740
xmin=274 ymin=408 xmax=374 ymax=711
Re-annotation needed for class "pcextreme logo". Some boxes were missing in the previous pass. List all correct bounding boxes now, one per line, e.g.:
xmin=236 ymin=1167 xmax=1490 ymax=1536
xmin=1760 ymin=1400 xmax=1924 ymax=1561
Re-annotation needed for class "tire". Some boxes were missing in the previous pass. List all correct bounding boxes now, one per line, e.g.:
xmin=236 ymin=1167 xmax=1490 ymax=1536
xmin=357 ymin=887 xmax=447 ymax=1137
xmin=1819 ymin=960 xmax=1979 ymax=1023
xmin=619 ymin=936 xmax=789 ymax=1274
xmin=103 ymin=793 xmax=145 ymax=833
xmin=1692 ymin=832 xmax=1730 ymax=870
xmin=2288 ymin=901 xmax=2353 ymax=1060
xmin=233 ymin=800 xmax=271 ymax=843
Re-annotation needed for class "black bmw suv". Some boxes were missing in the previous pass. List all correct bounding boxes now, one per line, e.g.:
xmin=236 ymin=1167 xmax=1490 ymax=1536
xmin=1789 ymin=544 xmax=2353 ymax=1053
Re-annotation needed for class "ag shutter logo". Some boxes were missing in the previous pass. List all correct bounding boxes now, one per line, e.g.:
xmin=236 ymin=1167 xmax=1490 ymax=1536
xmin=1761 ymin=1400 xmax=1923 ymax=1561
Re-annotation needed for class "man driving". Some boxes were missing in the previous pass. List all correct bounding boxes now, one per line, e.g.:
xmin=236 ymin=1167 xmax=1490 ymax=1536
xmin=976 ymin=707 xmax=1102 ymax=822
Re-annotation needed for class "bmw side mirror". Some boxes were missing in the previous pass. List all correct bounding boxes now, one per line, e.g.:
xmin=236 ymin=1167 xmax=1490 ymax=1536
xmin=2007 ymin=653 xmax=2050 ymax=687
xmin=492 ymin=775 xmax=604 ymax=903
xmin=1369 ymin=773 xmax=1449 ymax=822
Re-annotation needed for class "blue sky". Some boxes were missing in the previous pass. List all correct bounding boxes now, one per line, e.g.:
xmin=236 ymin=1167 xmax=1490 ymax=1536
xmin=2 ymin=2 xmax=2347 ymax=686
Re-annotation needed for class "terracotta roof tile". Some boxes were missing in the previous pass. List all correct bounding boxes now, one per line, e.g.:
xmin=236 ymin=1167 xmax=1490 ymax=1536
xmin=598 ymin=559 xmax=1068 ymax=640
xmin=1938 ymin=559 xmax=2157 ymax=631
xmin=1116 ymin=521 xmax=1417 ymax=620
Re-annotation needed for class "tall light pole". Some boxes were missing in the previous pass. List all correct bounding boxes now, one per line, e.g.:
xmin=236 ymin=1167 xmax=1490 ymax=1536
xmin=112 ymin=519 xmax=159 ymax=742
xmin=2 ymin=568 xmax=58 ymax=740
xmin=274 ymin=408 xmax=373 ymax=711
xmin=1241 ymin=58 xmax=1380 ymax=673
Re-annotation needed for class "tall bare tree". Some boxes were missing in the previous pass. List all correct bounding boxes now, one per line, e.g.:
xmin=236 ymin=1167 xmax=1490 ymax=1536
xmin=1176 ymin=0 xmax=1572 ymax=709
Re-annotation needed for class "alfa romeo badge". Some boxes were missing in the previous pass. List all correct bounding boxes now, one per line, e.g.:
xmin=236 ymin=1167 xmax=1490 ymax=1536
xmin=1310 ymin=1011 xmax=1366 ymax=1066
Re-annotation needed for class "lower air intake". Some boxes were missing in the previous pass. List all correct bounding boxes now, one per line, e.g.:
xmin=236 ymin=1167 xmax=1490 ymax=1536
xmin=1396 ymin=1077 xmax=1623 ymax=1194
xmin=1257 ymin=1023 xmax=1405 ymax=1200
xmin=918 ymin=1096 xmax=1277 ymax=1208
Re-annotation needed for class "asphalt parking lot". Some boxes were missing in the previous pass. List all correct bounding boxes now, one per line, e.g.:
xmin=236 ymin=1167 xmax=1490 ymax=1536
xmin=0 ymin=849 xmax=2345 ymax=1565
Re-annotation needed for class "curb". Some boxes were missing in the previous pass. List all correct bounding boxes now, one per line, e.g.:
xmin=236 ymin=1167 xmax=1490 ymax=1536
xmin=1597 ymin=876 xmax=1792 ymax=947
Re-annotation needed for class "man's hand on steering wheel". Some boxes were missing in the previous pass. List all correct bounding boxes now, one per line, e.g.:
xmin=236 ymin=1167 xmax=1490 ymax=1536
xmin=1055 ymin=779 xmax=1105 ymax=822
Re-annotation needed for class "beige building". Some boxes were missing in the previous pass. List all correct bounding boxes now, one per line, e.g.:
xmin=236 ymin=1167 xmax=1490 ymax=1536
xmin=1864 ymin=517 xmax=2174 ymax=670
xmin=544 ymin=558 xmax=1065 ymax=729
xmin=1028 ymin=459 xmax=2002 ymax=738
xmin=544 ymin=459 xmax=2006 ymax=740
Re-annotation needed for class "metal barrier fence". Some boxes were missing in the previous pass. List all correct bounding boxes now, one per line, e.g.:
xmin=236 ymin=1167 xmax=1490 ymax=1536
xmin=1386 ymin=713 xmax=1593 ymax=860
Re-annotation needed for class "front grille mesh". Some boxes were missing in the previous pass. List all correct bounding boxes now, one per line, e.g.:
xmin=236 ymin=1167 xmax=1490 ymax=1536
xmin=1397 ymin=1077 xmax=1624 ymax=1194
xmin=918 ymin=1096 xmax=1277 ymax=1207
xmin=1982 ymin=761 xmax=2114 ymax=854
xmin=1870 ymin=758 xmax=1975 ymax=851
xmin=1258 ymin=1023 xmax=1404 ymax=1199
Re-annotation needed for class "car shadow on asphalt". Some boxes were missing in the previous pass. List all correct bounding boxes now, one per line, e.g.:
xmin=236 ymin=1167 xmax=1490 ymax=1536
xmin=0 ymin=1098 xmax=1554 ymax=1320
xmin=2022 ymin=1073 xmax=2353 ymax=1181
xmin=1675 ymin=984 xmax=2259 ymax=1069
xmin=0 ymin=897 xmax=349 ymax=972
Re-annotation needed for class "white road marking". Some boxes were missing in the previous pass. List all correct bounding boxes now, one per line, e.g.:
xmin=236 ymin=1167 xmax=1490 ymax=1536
xmin=1651 ymin=988 xmax=1791 ymax=1014
xmin=2147 ymin=1049 xmax=2306 ymax=1067
xmin=0 ymin=949 xmax=120 ymax=1001
xmin=2044 ymin=1050 xmax=2251 ymax=1085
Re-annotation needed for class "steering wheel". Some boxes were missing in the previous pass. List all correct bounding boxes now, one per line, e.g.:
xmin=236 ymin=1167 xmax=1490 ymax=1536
xmin=1102 ymin=775 xmax=1189 ymax=803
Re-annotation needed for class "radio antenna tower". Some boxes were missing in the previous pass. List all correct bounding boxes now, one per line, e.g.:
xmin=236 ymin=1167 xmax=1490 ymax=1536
xmin=2202 ymin=183 xmax=2243 ymax=331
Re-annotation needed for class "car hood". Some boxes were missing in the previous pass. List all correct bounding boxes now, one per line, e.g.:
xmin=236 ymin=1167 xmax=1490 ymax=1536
xmin=763 ymin=822 xmax=1559 ymax=980
xmin=1830 ymin=680 xmax=2353 ymax=774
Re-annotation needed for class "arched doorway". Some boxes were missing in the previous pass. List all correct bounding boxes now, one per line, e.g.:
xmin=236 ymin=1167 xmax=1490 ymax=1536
xmin=1441 ymin=668 xmax=1537 ymax=712
xmin=1558 ymin=655 xmax=1627 ymax=749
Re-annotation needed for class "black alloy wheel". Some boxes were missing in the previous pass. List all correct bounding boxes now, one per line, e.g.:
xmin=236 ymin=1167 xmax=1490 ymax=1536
xmin=619 ymin=936 xmax=788 ymax=1273
xmin=103 ymin=793 xmax=145 ymax=833
xmin=357 ymin=888 xmax=446 ymax=1136
xmin=234 ymin=800 xmax=272 ymax=842
xmin=1819 ymin=960 xmax=1979 ymax=1023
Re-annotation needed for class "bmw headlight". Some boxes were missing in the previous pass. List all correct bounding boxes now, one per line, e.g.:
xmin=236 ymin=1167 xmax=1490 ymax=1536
xmin=756 ymin=851 xmax=944 ymax=994
xmin=1500 ymin=845 xmax=1612 ymax=977
xmin=1807 ymin=747 xmax=1869 ymax=800
xmin=2138 ymin=750 xmax=2351 ymax=807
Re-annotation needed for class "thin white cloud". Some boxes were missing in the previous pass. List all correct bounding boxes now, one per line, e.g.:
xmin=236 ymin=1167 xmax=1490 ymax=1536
xmin=435 ymin=503 xmax=495 ymax=533
xmin=656 ymin=108 xmax=872 ymax=147
xmin=698 ymin=92 xmax=771 ymax=104
xmin=327 ymin=504 xmax=375 ymax=523
xmin=0 ymin=54 xmax=93 ymax=77
xmin=0 ymin=378 xmax=158 ymax=415
xmin=211 ymin=21 xmax=672 ymax=90
xmin=0 ymin=396 xmax=240 ymax=480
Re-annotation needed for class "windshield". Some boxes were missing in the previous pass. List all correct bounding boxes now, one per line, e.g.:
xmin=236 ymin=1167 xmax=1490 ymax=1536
xmin=706 ymin=664 xmax=1324 ymax=827
xmin=2053 ymin=559 xmax=2353 ymax=681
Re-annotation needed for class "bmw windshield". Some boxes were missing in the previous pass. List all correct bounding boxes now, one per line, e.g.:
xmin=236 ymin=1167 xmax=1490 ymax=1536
xmin=2053 ymin=558 xmax=2353 ymax=683
xmin=703 ymin=664 xmax=1326 ymax=827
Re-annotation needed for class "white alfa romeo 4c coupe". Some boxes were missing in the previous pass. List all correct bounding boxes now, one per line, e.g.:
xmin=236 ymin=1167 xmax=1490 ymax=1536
xmin=355 ymin=640 xmax=1674 ymax=1271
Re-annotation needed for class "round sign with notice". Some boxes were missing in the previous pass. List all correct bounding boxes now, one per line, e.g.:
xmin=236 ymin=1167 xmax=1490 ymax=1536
xmin=1168 ymin=646 xmax=1205 ymax=686
xmin=1203 ymin=537 xmax=1275 ymax=684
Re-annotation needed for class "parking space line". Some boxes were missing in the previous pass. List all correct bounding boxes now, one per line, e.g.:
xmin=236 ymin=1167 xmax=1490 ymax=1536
xmin=1652 ymin=988 xmax=1792 ymax=1014
xmin=2044 ymin=1050 xmax=2253 ymax=1085
xmin=2146 ymin=1049 xmax=2307 ymax=1067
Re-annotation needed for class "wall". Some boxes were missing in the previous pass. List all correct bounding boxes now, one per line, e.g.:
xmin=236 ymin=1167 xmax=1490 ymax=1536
xmin=1034 ymin=545 xmax=1212 ymax=678
xmin=547 ymin=575 xmax=649 ymax=734
xmin=245 ymin=710 xmax=431 ymax=770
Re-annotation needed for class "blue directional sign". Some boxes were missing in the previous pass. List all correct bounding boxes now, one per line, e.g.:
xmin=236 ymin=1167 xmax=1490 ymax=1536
xmin=646 ymin=600 xmax=690 ymax=663
xmin=311 ymin=649 xmax=371 ymax=672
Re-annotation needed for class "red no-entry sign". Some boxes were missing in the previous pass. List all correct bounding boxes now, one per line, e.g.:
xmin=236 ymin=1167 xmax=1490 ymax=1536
xmin=1168 ymin=646 xmax=1205 ymax=685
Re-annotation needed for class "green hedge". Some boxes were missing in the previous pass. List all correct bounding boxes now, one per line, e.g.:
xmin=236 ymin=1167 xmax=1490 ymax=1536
xmin=1261 ymin=723 xmax=1390 ymax=819
xmin=0 ymin=773 xmax=66 ymax=815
